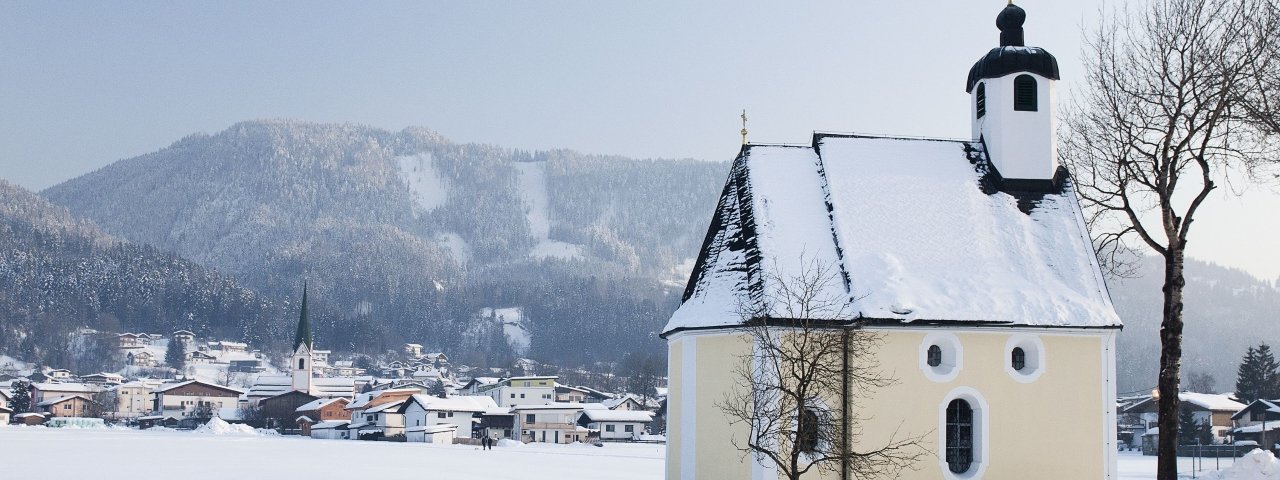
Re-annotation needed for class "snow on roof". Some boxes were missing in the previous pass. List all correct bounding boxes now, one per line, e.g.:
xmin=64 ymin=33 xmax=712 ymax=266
xmin=36 ymin=395 xmax=89 ymax=407
xmin=364 ymin=399 xmax=407 ymax=414
xmin=296 ymin=397 xmax=347 ymax=412
xmin=511 ymin=403 xmax=590 ymax=411
xmin=246 ymin=376 xmax=355 ymax=398
xmin=406 ymin=424 xmax=458 ymax=434
xmin=408 ymin=394 xmax=499 ymax=413
xmin=311 ymin=420 xmax=350 ymax=430
xmin=32 ymin=382 xmax=101 ymax=394
xmin=668 ymin=136 xmax=1122 ymax=333
xmin=1180 ymin=392 xmax=1246 ymax=412
xmin=154 ymin=380 xmax=244 ymax=394
xmin=579 ymin=409 xmax=654 ymax=423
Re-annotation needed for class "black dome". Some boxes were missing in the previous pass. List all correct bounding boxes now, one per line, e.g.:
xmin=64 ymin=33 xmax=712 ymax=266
xmin=966 ymin=47 xmax=1060 ymax=92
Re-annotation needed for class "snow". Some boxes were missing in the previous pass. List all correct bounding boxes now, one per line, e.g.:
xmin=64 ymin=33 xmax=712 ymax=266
xmin=482 ymin=307 xmax=531 ymax=356
xmin=514 ymin=161 xmax=583 ymax=261
xmin=436 ymin=232 xmax=473 ymax=265
xmin=397 ymin=153 xmax=449 ymax=212
xmin=1180 ymin=392 xmax=1247 ymax=412
xmin=579 ymin=409 xmax=654 ymax=423
xmin=193 ymin=417 xmax=271 ymax=436
xmin=668 ymin=137 xmax=1121 ymax=333
xmin=0 ymin=427 xmax=662 ymax=479
xmin=1204 ymin=449 xmax=1280 ymax=479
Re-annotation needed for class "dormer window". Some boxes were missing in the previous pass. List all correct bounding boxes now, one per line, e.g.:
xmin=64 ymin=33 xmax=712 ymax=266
xmin=975 ymin=83 xmax=987 ymax=119
xmin=1014 ymin=74 xmax=1037 ymax=111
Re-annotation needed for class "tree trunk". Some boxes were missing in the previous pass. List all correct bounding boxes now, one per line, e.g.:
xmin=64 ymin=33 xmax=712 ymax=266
xmin=1156 ymin=248 xmax=1186 ymax=480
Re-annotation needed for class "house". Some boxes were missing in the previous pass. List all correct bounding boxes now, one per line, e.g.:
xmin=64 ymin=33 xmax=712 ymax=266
xmin=1229 ymin=398 xmax=1280 ymax=446
xmin=126 ymin=351 xmax=155 ymax=367
xmin=555 ymin=384 xmax=590 ymax=403
xmin=0 ymin=388 xmax=11 ymax=408
xmin=663 ymin=4 xmax=1123 ymax=479
xmin=229 ymin=359 xmax=265 ymax=373
xmin=31 ymin=382 xmax=102 ymax=405
xmin=344 ymin=388 xmax=419 ymax=440
xmin=295 ymin=397 xmax=351 ymax=435
xmin=478 ymin=376 xmax=557 ymax=407
xmin=406 ymin=423 xmax=458 ymax=444
xmin=404 ymin=343 xmax=424 ymax=357
xmin=81 ymin=373 xmax=124 ymax=385
xmin=135 ymin=333 xmax=155 ymax=345
xmin=0 ymin=404 xmax=11 ymax=424
xmin=1123 ymin=393 xmax=1244 ymax=447
xmin=172 ymin=330 xmax=195 ymax=344
xmin=151 ymin=380 xmax=243 ymax=422
xmin=14 ymin=412 xmax=46 ymax=425
xmin=462 ymin=377 xmax=501 ymax=395
xmin=117 ymin=333 xmax=141 ymax=348
xmin=403 ymin=394 xmax=501 ymax=441
xmin=311 ymin=350 xmax=331 ymax=366
xmin=512 ymin=403 xmax=591 ymax=444
xmin=37 ymin=395 xmax=94 ymax=418
xmin=109 ymin=380 xmax=162 ymax=420
xmin=578 ymin=408 xmax=654 ymax=440
xmin=187 ymin=351 xmax=217 ymax=364
xmin=45 ymin=369 xmax=72 ymax=380
xmin=478 ymin=408 xmax=516 ymax=441
xmin=257 ymin=390 xmax=319 ymax=431
xmin=310 ymin=420 xmax=351 ymax=440
xmin=245 ymin=376 xmax=356 ymax=404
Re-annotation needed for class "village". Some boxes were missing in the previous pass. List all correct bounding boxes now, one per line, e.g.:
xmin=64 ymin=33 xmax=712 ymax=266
xmin=0 ymin=298 xmax=666 ymax=447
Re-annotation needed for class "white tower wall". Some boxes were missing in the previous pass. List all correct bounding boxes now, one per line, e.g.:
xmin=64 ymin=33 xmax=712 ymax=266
xmin=291 ymin=344 xmax=313 ymax=393
xmin=971 ymin=72 xmax=1057 ymax=181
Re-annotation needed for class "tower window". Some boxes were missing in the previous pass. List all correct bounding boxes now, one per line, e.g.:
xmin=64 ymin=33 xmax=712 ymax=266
xmin=1011 ymin=347 xmax=1026 ymax=371
xmin=927 ymin=345 xmax=942 ymax=367
xmin=946 ymin=399 xmax=974 ymax=473
xmin=298 ymin=358 xmax=306 ymax=370
xmin=1014 ymin=74 xmax=1038 ymax=111
xmin=797 ymin=408 xmax=819 ymax=453
xmin=975 ymin=83 xmax=987 ymax=119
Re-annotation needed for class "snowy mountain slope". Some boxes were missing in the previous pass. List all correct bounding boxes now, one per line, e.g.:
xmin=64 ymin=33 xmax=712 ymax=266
xmin=38 ymin=120 xmax=725 ymax=366
xmin=0 ymin=179 xmax=286 ymax=369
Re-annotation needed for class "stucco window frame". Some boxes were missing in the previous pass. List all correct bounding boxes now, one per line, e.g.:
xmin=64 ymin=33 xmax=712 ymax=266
xmin=1003 ymin=334 xmax=1046 ymax=383
xmin=919 ymin=332 xmax=963 ymax=382
xmin=938 ymin=387 xmax=990 ymax=480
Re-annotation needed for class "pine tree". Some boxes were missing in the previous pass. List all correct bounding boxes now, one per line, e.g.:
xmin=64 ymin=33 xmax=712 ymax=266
xmin=9 ymin=379 xmax=32 ymax=413
xmin=165 ymin=340 xmax=186 ymax=371
xmin=1235 ymin=345 xmax=1280 ymax=403
xmin=430 ymin=379 xmax=447 ymax=399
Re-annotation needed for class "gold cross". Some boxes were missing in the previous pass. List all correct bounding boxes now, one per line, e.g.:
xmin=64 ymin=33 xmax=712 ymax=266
xmin=740 ymin=109 xmax=748 ymax=145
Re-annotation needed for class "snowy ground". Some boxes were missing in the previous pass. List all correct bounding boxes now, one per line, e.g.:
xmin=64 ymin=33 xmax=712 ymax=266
xmin=0 ymin=426 xmax=663 ymax=479
xmin=0 ymin=427 xmax=1247 ymax=479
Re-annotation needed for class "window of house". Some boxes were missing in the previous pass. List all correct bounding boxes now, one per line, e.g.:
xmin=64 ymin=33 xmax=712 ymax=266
xmin=797 ymin=408 xmax=819 ymax=453
xmin=520 ymin=394 xmax=526 ymax=398
xmin=976 ymin=83 xmax=987 ymax=119
xmin=1014 ymin=74 xmax=1037 ymax=111
xmin=526 ymin=414 xmax=536 ymax=424
xmin=946 ymin=399 xmax=974 ymax=474
xmin=298 ymin=358 xmax=306 ymax=370
xmin=510 ymin=393 xmax=515 ymax=399
xmin=605 ymin=424 xmax=615 ymax=432
xmin=438 ymin=412 xmax=447 ymax=418
xmin=1011 ymin=347 xmax=1026 ymax=371
xmin=624 ymin=425 xmax=634 ymax=433
xmin=524 ymin=382 xmax=531 ymax=387
xmin=927 ymin=345 xmax=942 ymax=367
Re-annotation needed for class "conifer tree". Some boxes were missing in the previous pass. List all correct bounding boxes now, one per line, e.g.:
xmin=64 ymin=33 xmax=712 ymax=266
xmin=1236 ymin=344 xmax=1280 ymax=403
xmin=9 ymin=379 xmax=32 ymax=414
xmin=430 ymin=379 xmax=447 ymax=399
xmin=165 ymin=340 xmax=186 ymax=371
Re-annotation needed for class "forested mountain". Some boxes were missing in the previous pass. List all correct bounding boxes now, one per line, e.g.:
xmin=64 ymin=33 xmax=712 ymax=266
xmin=41 ymin=120 xmax=727 ymax=367
xmin=1111 ymin=257 xmax=1280 ymax=393
xmin=0 ymin=179 xmax=286 ymax=371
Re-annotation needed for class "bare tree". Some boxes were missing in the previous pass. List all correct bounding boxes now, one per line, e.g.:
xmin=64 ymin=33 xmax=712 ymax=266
xmin=717 ymin=259 xmax=926 ymax=480
xmin=1061 ymin=0 xmax=1280 ymax=477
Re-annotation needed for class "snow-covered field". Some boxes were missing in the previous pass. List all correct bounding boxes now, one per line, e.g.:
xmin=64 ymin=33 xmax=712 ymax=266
xmin=0 ymin=427 xmax=1253 ymax=479
xmin=0 ymin=426 xmax=663 ymax=479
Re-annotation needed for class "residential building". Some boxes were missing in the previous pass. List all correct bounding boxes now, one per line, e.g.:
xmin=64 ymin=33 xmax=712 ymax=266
xmin=555 ymin=384 xmax=589 ymax=403
xmin=110 ymin=380 xmax=162 ymax=420
xmin=402 ymin=394 xmax=500 ymax=440
xmin=345 ymin=388 xmax=418 ymax=440
xmin=512 ymin=403 xmax=591 ymax=444
xmin=37 ymin=395 xmax=93 ymax=418
xmin=257 ymin=390 xmax=319 ymax=431
xmin=80 ymin=373 xmax=124 ymax=385
xmin=663 ymin=4 xmax=1123 ymax=478
xmin=151 ymin=380 xmax=242 ymax=420
xmin=403 ymin=343 xmax=424 ymax=357
xmin=406 ymin=423 xmax=457 ymax=443
xmin=31 ymin=382 xmax=101 ymax=405
xmin=1124 ymin=393 xmax=1244 ymax=446
xmin=310 ymin=420 xmax=351 ymax=440
xmin=295 ymin=397 xmax=351 ymax=435
xmin=578 ymin=408 xmax=654 ymax=440
xmin=0 ymin=404 xmax=11 ymax=423
xmin=172 ymin=330 xmax=195 ymax=345
xmin=479 ymin=376 xmax=557 ymax=407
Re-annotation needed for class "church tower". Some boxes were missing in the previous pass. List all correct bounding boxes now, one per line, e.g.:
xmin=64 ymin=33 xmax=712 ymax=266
xmin=967 ymin=2 xmax=1061 ymax=190
xmin=290 ymin=284 xmax=314 ymax=394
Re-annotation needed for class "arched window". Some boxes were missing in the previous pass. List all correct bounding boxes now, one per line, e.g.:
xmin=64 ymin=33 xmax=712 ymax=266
xmin=927 ymin=345 xmax=942 ymax=367
xmin=975 ymin=83 xmax=987 ymax=119
xmin=1014 ymin=74 xmax=1038 ymax=111
xmin=946 ymin=399 xmax=974 ymax=473
xmin=298 ymin=358 xmax=306 ymax=370
xmin=1011 ymin=347 xmax=1026 ymax=371
xmin=797 ymin=408 xmax=819 ymax=453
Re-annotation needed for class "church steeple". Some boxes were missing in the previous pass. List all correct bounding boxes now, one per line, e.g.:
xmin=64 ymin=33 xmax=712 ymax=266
xmin=291 ymin=283 xmax=314 ymax=393
xmin=294 ymin=283 xmax=313 ymax=352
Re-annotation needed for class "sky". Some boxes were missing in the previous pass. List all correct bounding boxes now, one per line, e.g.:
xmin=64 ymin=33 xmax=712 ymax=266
xmin=1 ymin=0 xmax=1277 ymax=282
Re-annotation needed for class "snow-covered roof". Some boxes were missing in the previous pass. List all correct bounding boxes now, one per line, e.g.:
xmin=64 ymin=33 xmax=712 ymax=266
xmin=1181 ymin=392 xmax=1246 ymax=412
xmin=346 ymin=388 xmax=420 ymax=410
xmin=579 ymin=409 xmax=654 ymax=423
xmin=246 ymin=375 xmax=355 ymax=398
xmin=32 ymin=382 xmax=101 ymax=394
xmin=296 ymin=397 xmax=348 ymax=412
xmin=36 ymin=395 xmax=89 ymax=407
xmin=154 ymin=380 xmax=244 ymax=395
xmin=408 ymin=394 xmax=499 ymax=413
xmin=312 ymin=420 xmax=350 ymax=430
xmin=511 ymin=403 xmax=589 ymax=411
xmin=406 ymin=424 xmax=458 ymax=434
xmin=364 ymin=399 xmax=407 ymax=414
xmin=667 ymin=135 xmax=1122 ymax=334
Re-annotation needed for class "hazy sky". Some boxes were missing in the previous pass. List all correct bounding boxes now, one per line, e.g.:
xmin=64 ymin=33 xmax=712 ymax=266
xmin=1 ymin=1 xmax=1277 ymax=281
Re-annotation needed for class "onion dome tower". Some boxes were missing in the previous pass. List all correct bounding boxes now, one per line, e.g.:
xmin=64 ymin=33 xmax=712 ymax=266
xmin=967 ymin=2 xmax=1062 ymax=190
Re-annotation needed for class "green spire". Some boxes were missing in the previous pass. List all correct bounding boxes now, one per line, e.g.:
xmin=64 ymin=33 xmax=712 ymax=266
xmin=294 ymin=282 xmax=313 ymax=351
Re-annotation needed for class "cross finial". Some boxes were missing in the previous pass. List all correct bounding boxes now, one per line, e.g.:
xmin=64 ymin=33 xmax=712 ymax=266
xmin=740 ymin=109 xmax=749 ymax=145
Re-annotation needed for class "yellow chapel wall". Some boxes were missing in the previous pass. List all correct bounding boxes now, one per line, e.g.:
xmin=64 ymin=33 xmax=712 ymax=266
xmin=665 ymin=327 xmax=1118 ymax=480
